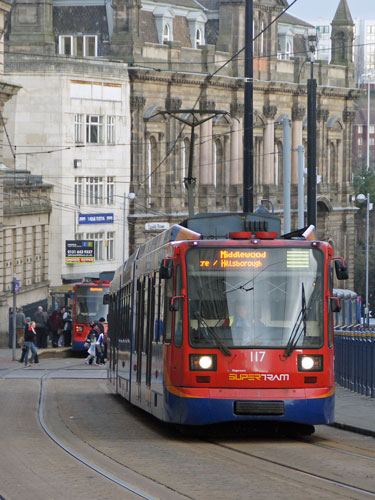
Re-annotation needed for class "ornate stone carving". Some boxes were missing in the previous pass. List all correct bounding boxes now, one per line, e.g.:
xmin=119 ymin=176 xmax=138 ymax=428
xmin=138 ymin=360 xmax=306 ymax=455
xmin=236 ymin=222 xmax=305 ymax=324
xmin=343 ymin=109 xmax=355 ymax=123
xmin=263 ymin=105 xmax=278 ymax=120
xmin=165 ymin=98 xmax=182 ymax=111
xmin=199 ymin=99 xmax=216 ymax=111
xmin=230 ymin=102 xmax=244 ymax=117
xmin=292 ymin=106 xmax=305 ymax=121
xmin=317 ymin=108 xmax=329 ymax=122
xmin=131 ymin=95 xmax=146 ymax=109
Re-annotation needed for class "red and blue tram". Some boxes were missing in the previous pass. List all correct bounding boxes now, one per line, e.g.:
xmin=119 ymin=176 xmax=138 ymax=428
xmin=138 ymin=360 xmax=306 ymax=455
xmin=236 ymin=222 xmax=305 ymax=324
xmin=72 ymin=281 xmax=109 ymax=351
xmin=107 ymin=215 xmax=347 ymax=427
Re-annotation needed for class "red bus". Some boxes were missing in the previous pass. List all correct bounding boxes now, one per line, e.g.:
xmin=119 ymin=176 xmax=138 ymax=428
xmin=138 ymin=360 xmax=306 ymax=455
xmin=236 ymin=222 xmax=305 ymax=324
xmin=72 ymin=281 xmax=109 ymax=352
xmin=107 ymin=217 xmax=347 ymax=430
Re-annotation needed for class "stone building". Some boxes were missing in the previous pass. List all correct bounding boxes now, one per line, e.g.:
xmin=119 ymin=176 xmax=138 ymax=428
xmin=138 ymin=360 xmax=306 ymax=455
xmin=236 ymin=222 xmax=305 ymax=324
xmin=4 ymin=0 xmax=358 ymax=290
xmin=4 ymin=2 xmax=131 ymax=287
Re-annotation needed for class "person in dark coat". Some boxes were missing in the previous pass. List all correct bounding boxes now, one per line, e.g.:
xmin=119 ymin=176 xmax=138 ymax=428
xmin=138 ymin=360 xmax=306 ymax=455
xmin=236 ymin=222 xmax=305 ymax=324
xmin=49 ymin=309 xmax=63 ymax=348
xmin=34 ymin=306 xmax=48 ymax=348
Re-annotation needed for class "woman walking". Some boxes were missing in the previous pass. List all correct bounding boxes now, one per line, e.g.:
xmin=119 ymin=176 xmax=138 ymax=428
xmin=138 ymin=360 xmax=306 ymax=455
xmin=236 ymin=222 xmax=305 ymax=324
xmin=24 ymin=321 xmax=38 ymax=367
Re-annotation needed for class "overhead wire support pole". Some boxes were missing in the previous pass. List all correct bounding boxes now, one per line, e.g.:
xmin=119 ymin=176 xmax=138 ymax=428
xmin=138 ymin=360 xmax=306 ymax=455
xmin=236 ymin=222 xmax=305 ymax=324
xmin=307 ymin=37 xmax=317 ymax=228
xmin=149 ymin=109 xmax=231 ymax=218
xmin=243 ymin=0 xmax=254 ymax=214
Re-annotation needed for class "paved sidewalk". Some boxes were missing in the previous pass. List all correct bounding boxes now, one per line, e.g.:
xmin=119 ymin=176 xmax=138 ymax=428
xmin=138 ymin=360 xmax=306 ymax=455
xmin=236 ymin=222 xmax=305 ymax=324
xmin=0 ymin=349 xmax=374 ymax=436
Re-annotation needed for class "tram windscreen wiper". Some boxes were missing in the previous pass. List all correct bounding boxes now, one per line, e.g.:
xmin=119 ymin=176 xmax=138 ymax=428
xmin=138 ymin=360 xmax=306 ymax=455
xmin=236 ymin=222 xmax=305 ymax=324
xmin=284 ymin=283 xmax=307 ymax=358
xmin=194 ymin=312 xmax=232 ymax=356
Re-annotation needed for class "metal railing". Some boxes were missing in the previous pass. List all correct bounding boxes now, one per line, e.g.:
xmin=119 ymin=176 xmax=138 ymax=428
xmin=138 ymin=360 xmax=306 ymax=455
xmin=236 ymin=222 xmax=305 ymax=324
xmin=334 ymin=329 xmax=375 ymax=398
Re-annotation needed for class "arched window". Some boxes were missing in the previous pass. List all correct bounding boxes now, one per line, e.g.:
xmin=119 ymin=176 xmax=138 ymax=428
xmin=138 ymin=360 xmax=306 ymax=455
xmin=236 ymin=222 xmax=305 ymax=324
xmin=286 ymin=41 xmax=292 ymax=59
xmin=260 ymin=21 xmax=265 ymax=55
xmin=147 ymin=136 xmax=158 ymax=196
xmin=214 ymin=138 xmax=224 ymax=188
xmin=329 ymin=142 xmax=336 ymax=184
xmin=196 ymin=29 xmax=202 ymax=48
xmin=163 ymin=24 xmax=171 ymax=43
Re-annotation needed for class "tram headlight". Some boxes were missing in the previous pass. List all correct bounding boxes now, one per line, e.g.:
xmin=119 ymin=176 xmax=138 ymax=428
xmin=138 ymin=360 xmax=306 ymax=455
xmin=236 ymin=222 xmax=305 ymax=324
xmin=189 ymin=354 xmax=217 ymax=371
xmin=298 ymin=355 xmax=323 ymax=372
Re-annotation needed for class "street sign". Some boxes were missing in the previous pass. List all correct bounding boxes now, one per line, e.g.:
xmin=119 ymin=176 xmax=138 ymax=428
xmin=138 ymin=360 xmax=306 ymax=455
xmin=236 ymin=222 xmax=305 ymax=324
xmin=78 ymin=213 xmax=114 ymax=224
xmin=145 ymin=222 xmax=170 ymax=232
xmin=65 ymin=240 xmax=95 ymax=264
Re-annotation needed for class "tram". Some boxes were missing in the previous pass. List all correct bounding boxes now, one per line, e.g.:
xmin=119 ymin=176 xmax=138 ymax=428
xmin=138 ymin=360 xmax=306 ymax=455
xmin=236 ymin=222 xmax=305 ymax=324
xmin=107 ymin=213 xmax=348 ymax=426
xmin=72 ymin=280 xmax=110 ymax=351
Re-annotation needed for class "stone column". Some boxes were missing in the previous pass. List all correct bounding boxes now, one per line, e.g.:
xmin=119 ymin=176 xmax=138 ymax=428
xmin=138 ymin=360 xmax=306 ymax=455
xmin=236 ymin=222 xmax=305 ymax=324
xmin=317 ymin=108 xmax=329 ymax=185
xmin=291 ymin=107 xmax=305 ymax=185
xmin=343 ymin=109 xmax=355 ymax=184
xmin=199 ymin=100 xmax=215 ymax=186
xmin=229 ymin=102 xmax=244 ymax=186
xmin=263 ymin=105 xmax=278 ymax=185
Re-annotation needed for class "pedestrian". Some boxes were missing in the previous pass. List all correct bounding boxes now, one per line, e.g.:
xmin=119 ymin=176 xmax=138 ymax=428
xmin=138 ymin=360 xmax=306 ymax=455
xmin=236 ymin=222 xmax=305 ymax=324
xmin=85 ymin=323 xmax=99 ymax=365
xmin=24 ymin=321 xmax=38 ymax=367
xmin=49 ymin=309 xmax=63 ymax=348
xmin=8 ymin=307 xmax=14 ymax=349
xmin=58 ymin=307 xmax=66 ymax=346
xmin=95 ymin=323 xmax=105 ymax=365
xmin=18 ymin=317 xmax=31 ymax=363
xmin=62 ymin=307 xmax=72 ymax=347
xmin=97 ymin=317 xmax=107 ymax=361
xmin=34 ymin=305 xmax=48 ymax=348
xmin=15 ymin=307 xmax=26 ymax=348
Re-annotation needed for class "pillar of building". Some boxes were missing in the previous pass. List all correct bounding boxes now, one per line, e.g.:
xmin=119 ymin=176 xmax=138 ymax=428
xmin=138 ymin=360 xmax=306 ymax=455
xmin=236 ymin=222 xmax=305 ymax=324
xmin=291 ymin=107 xmax=305 ymax=185
xmin=263 ymin=105 xmax=278 ymax=185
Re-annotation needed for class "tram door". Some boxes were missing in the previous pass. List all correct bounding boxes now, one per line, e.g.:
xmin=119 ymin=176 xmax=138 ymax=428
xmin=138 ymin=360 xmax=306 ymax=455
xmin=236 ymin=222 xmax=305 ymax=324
xmin=135 ymin=278 xmax=144 ymax=400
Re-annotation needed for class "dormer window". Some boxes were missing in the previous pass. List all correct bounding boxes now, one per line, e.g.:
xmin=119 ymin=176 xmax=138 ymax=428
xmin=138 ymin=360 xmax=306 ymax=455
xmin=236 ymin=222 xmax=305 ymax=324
xmin=163 ymin=24 xmax=171 ymax=43
xmin=59 ymin=35 xmax=98 ymax=57
xmin=196 ymin=28 xmax=202 ymax=47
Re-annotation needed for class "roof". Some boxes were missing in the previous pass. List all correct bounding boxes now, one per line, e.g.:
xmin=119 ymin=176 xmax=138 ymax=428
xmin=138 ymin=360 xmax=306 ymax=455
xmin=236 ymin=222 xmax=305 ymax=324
xmin=53 ymin=6 xmax=109 ymax=39
xmin=332 ymin=0 xmax=353 ymax=26
xmin=279 ymin=12 xmax=313 ymax=28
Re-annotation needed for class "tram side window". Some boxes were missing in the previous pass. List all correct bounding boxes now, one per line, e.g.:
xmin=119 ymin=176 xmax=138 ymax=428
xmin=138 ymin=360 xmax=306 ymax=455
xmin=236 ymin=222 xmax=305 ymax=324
xmin=150 ymin=274 xmax=156 ymax=343
xmin=174 ymin=265 xmax=183 ymax=348
xmin=155 ymin=273 xmax=164 ymax=343
xmin=143 ymin=276 xmax=149 ymax=353
xmin=164 ymin=274 xmax=173 ymax=344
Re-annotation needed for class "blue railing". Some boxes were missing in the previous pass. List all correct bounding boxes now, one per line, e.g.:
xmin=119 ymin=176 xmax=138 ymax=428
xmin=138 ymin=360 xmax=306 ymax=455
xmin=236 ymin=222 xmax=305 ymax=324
xmin=334 ymin=330 xmax=375 ymax=398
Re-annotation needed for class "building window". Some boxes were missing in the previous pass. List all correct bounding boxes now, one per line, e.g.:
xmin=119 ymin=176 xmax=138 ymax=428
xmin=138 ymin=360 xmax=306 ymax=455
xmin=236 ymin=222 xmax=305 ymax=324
xmin=370 ymin=125 xmax=375 ymax=134
xmin=86 ymin=232 xmax=105 ymax=261
xmin=358 ymin=125 xmax=363 ymax=134
xmin=370 ymin=138 xmax=375 ymax=146
xmin=74 ymin=177 xmax=83 ymax=205
xmin=74 ymin=114 xmax=84 ymax=143
xmin=196 ymin=29 xmax=202 ymax=47
xmin=106 ymin=232 xmax=115 ymax=260
xmin=107 ymin=177 xmax=114 ymax=205
xmin=59 ymin=35 xmax=97 ymax=57
xmin=86 ymin=177 xmax=104 ymax=205
xmin=358 ymin=137 xmax=363 ymax=146
xmin=75 ymin=177 xmax=114 ymax=206
xmin=86 ymin=115 xmax=104 ymax=144
xmin=163 ymin=24 xmax=171 ymax=42
xmin=107 ymin=116 xmax=115 ymax=144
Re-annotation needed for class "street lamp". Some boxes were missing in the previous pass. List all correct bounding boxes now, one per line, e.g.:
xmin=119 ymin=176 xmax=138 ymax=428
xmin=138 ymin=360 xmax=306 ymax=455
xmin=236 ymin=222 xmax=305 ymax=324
xmin=357 ymin=193 xmax=372 ymax=326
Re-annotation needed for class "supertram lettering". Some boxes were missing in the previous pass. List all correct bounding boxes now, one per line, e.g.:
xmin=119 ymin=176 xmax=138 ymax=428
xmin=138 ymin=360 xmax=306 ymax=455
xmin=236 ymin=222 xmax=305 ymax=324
xmin=229 ymin=373 xmax=290 ymax=382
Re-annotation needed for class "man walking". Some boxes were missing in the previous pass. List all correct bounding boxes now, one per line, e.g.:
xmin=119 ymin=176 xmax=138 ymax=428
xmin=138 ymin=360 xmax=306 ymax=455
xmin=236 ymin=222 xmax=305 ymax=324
xmin=15 ymin=307 xmax=26 ymax=348
xmin=34 ymin=305 xmax=48 ymax=348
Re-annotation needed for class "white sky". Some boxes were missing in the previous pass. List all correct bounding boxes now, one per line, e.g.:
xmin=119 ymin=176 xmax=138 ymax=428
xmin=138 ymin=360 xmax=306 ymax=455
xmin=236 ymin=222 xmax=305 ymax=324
xmin=287 ymin=0 xmax=375 ymax=22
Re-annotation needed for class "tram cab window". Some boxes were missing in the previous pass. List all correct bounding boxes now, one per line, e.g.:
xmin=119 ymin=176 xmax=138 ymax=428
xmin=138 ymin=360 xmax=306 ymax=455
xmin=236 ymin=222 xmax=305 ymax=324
xmin=186 ymin=246 xmax=325 ymax=350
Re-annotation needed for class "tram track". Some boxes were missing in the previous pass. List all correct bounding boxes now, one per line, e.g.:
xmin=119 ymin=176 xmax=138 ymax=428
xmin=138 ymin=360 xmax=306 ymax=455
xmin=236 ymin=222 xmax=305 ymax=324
xmin=33 ymin=367 xmax=375 ymax=500
xmin=205 ymin=439 xmax=375 ymax=497
xmin=37 ymin=373 xmax=193 ymax=500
